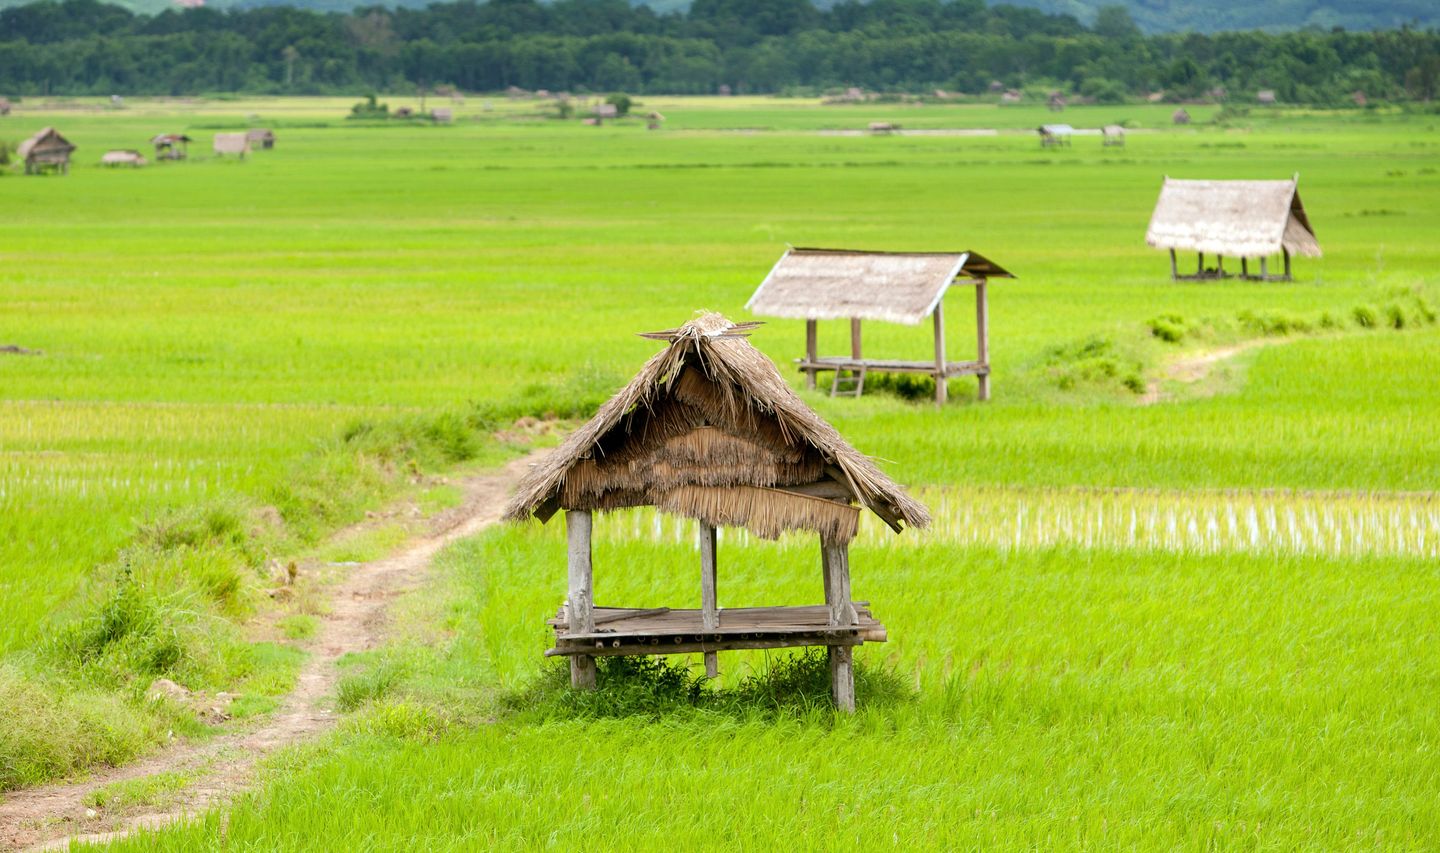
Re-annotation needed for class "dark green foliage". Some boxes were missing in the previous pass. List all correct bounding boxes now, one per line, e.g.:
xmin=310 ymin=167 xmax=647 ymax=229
xmin=604 ymin=92 xmax=632 ymax=116
xmin=348 ymin=93 xmax=389 ymax=119
xmin=1148 ymin=313 xmax=1188 ymax=343
xmin=503 ymin=650 xmax=910 ymax=721
xmin=0 ymin=0 xmax=1434 ymax=99
xmin=1238 ymin=309 xmax=1313 ymax=337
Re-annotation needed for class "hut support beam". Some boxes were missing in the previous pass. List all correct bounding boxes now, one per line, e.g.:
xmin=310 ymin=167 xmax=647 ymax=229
xmin=1242 ymin=257 xmax=1249 ymax=278
xmin=699 ymin=522 xmax=719 ymax=678
xmin=1169 ymin=249 xmax=1178 ymax=280
xmin=1261 ymin=257 xmax=1269 ymax=279
xmin=822 ymin=538 xmax=856 ymax=713
xmin=1283 ymin=249 xmax=1291 ymax=280
xmin=976 ymin=280 xmax=990 ymax=402
xmin=567 ymin=510 xmax=596 ymax=690
xmin=1197 ymin=252 xmax=1204 ymax=275
xmin=850 ymin=318 xmax=862 ymax=361
xmin=804 ymin=320 xmax=818 ymax=390
xmin=933 ymin=301 xmax=947 ymax=406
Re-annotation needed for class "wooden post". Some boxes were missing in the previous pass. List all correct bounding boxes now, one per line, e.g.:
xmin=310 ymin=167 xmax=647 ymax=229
xmin=975 ymin=280 xmax=990 ymax=402
xmin=822 ymin=536 xmax=855 ymax=713
xmin=699 ymin=522 xmax=718 ymax=678
xmin=567 ymin=509 xmax=596 ymax=689
xmin=1197 ymin=252 xmax=1204 ymax=275
xmin=1217 ymin=255 xmax=1225 ymax=276
xmin=932 ymin=299 xmax=947 ymax=406
xmin=850 ymin=318 xmax=862 ymax=360
xmin=1261 ymin=256 xmax=1269 ymax=279
xmin=1241 ymin=257 xmax=1249 ymax=278
xmin=1169 ymin=249 xmax=1178 ymax=280
xmin=1283 ymin=248 xmax=1291 ymax=280
xmin=804 ymin=319 xmax=818 ymax=390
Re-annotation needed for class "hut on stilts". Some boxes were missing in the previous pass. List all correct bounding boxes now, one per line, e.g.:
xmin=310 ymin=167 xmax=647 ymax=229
xmin=18 ymin=127 xmax=75 ymax=175
xmin=504 ymin=313 xmax=930 ymax=711
xmin=1145 ymin=175 xmax=1320 ymax=281
xmin=746 ymin=248 xmax=1014 ymax=404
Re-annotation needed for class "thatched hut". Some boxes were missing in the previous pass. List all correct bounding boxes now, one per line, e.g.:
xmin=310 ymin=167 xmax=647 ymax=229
xmin=747 ymin=248 xmax=1014 ymax=404
xmin=0 ymin=98 xmax=11 ymax=116
xmin=246 ymin=128 xmax=275 ymax=149
xmin=646 ymin=111 xmax=665 ymax=130
xmin=213 ymin=133 xmax=250 ymax=158
xmin=1172 ymin=108 xmax=1191 ymax=125
xmin=594 ymin=103 xmax=618 ymax=124
xmin=431 ymin=108 xmax=453 ymax=123
xmin=151 ymin=133 xmax=191 ymax=160
xmin=1145 ymin=175 xmax=1320 ymax=281
xmin=868 ymin=121 xmax=898 ymax=135
xmin=1102 ymin=124 xmax=1126 ymax=147
xmin=1047 ymin=91 xmax=1066 ymax=111
xmin=1038 ymin=123 xmax=1073 ymax=147
xmin=17 ymin=127 xmax=75 ymax=175
xmin=100 ymin=149 xmax=146 ymax=167
xmin=1257 ymin=89 xmax=1277 ymax=105
xmin=505 ymin=313 xmax=928 ymax=711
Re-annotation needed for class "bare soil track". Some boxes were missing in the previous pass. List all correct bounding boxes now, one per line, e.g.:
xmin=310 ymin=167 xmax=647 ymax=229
xmin=0 ymin=453 xmax=539 ymax=852
xmin=1140 ymin=339 xmax=1276 ymax=405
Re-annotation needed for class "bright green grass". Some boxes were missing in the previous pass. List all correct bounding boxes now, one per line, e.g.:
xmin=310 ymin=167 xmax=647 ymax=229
xmin=3 ymin=97 xmax=1439 ymax=842
xmin=97 ymin=528 xmax=1440 ymax=849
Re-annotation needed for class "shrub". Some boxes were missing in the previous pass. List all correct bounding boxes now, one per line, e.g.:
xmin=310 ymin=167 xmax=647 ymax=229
xmin=1353 ymin=305 xmax=1378 ymax=328
xmin=1147 ymin=313 xmax=1188 ymax=343
xmin=605 ymin=93 xmax=632 ymax=116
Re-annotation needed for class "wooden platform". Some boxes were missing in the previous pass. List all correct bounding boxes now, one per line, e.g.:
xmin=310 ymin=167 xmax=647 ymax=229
xmin=546 ymin=604 xmax=886 ymax=658
xmin=796 ymin=357 xmax=988 ymax=378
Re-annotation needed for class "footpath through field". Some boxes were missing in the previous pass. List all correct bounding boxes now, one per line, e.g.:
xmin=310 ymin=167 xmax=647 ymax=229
xmin=0 ymin=453 xmax=540 ymax=853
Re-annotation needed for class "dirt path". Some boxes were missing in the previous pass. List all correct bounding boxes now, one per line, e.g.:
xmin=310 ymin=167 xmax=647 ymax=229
xmin=1139 ymin=339 xmax=1276 ymax=405
xmin=0 ymin=453 xmax=540 ymax=852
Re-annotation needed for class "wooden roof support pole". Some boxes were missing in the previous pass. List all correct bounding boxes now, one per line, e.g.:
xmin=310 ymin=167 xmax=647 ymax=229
xmin=822 ymin=536 xmax=855 ymax=712
xmin=1261 ymin=256 xmax=1269 ymax=279
xmin=1197 ymin=252 xmax=1204 ymax=275
xmin=1169 ymin=249 xmax=1178 ymax=280
xmin=1283 ymin=248 xmax=1292 ymax=281
xmin=932 ymin=299 xmax=947 ymax=406
xmin=567 ymin=509 xmax=597 ymax=690
xmin=1241 ymin=257 xmax=1249 ymax=278
xmin=975 ymin=280 xmax=990 ymax=402
xmin=699 ymin=522 xmax=719 ymax=678
xmin=804 ymin=319 xmax=818 ymax=390
xmin=850 ymin=318 xmax=862 ymax=360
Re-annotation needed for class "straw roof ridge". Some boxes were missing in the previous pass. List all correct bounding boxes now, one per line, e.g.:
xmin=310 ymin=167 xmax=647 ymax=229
xmin=747 ymin=247 xmax=1013 ymax=326
xmin=1145 ymin=176 xmax=1320 ymax=258
xmin=505 ymin=312 xmax=930 ymax=535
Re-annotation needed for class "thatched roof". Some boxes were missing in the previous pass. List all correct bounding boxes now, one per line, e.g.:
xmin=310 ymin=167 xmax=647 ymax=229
xmin=505 ymin=313 xmax=930 ymax=542
xmin=747 ymin=248 xmax=1013 ymax=326
xmin=17 ymin=127 xmax=74 ymax=159
xmin=1145 ymin=177 xmax=1320 ymax=258
xmin=1039 ymin=124 xmax=1074 ymax=136
xmin=100 ymin=149 xmax=145 ymax=165
xmin=151 ymin=133 xmax=192 ymax=144
xmin=246 ymin=128 xmax=274 ymax=141
xmin=213 ymin=133 xmax=249 ymax=155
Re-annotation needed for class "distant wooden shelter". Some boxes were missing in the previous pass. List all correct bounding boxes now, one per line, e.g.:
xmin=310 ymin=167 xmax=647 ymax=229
xmin=1000 ymin=89 xmax=1022 ymax=104
xmin=212 ymin=133 xmax=250 ymax=158
xmin=431 ymin=108 xmax=453 ymax=123
xmin=747 ymin=248 xmax=1015 ymax=404
xmin=1172 ymin=109 xmax=1191 ymax=125
xmin=1257 ymin=89 xmax=1277 ymax=105
xmin=246 ymin=128 xmax=275 ymax=149
xmin=504 ymin=313 xmax=930 ymax=711
xmin=1145 ymin=176 xmax=1320 ymax=281
xmin=17 ymin=127 xmax=74 ymax=175
xmin=100 ymin=149 xmax=146 ymax=167
xmin=0 ymin=98 xmax=11 ymax=116
xmin=868 ymin=121 xmax=898 ymax=135
xmin=594 ymin=103 xmax=618 ymax=123
xmin=1047 ymin=91 xmax=1066 ymax=111
xmin=1102 ymin=124 xmax=1125 ymax=147
xmin=151 ymin=133 xmax=191 ymax=160
xmin=1038 ymin=124 xmax=1073 ymax=147
xmin=646 ymin=111 xmax=665 ymax=130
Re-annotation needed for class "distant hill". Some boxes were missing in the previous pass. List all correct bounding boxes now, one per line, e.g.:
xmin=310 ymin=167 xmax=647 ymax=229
xmin=1 ymin=0 xmax=1435 ymax=32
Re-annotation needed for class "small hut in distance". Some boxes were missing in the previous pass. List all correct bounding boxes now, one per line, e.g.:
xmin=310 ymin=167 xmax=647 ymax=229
xmin=1172 ymin=109 xmax=1191 ymax=125
xmin=1145 ymin=175 xmax=1320 ymax=281
xmin=18 ymin=127 xmax=75 ymax=175
xmin=213 ymin=133 xmax=250 ymax=158
xmin=747 ymin=248 xmax=1014 ymax=404
xmin=505 ymin=313 xmax=930 ymax=711
xmin=101 ymin=149 xmax=146 ymax=167
xmin=1038 ymin=124 xmax=1073 ymax=147
xmin=1102 ymin=125 xmax=1125 ymax=147
xmin=246 ymin=128 xmax=275 ymax=149
xmin=151 ymin=134 xmax=191 ymax=160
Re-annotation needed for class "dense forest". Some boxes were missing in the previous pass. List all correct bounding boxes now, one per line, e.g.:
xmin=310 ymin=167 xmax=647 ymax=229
xmin=0 ymin=0 xmax=1436 ymax=101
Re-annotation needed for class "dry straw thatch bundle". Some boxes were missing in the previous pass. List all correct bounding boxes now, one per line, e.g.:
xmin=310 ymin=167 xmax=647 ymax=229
xmin=506 ymin=313 xmax=929 ymax=542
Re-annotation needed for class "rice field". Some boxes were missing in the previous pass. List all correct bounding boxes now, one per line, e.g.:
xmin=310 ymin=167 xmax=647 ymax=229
xmin=1 ymin=96 xmax=1438 ymax=847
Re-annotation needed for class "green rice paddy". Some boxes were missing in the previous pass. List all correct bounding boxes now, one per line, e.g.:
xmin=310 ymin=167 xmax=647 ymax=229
xmin=1 ymin=95 xmax=1438 ymax=848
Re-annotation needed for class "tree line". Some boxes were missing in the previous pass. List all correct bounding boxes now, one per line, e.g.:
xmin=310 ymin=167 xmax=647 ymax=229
xmin=0 ymin=0 xmax=1437 ymax=102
